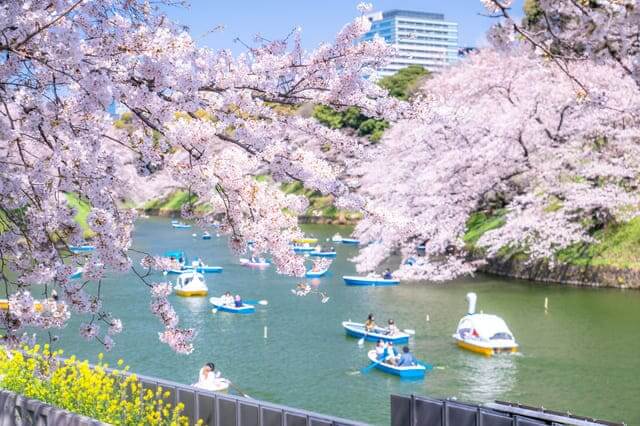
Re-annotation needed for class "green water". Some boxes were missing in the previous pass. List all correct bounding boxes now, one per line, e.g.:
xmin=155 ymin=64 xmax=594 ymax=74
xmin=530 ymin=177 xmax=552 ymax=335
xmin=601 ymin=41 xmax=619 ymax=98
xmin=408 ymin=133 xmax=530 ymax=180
xmin=45 ymin=219 xmax=639 ymax=425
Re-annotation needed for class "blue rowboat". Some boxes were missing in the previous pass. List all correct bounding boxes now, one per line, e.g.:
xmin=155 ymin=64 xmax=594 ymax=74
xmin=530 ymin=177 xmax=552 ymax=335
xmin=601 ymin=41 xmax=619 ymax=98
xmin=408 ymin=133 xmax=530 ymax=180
xmin=172 ymin=222 xmax=191 ymax=229
xmin=202 ymin=233 xmax=212 ymax=240
xmin=309 ymin=251 xmax=337 ymax=258
xmin=343 ymin=275 xmax=399 ymax=286
xmin=292 ymin=245 xmax=315 ymax=253
xmin=209 ymin=297 xmax=255 ymax=314
xmin=366 ymin=350 xmax=426 ymax=379
xmin=69 ymin=245 xmax=95 ymax=253
xmin=69 ymin=267 xmax=83 ymax=279
xmin=187 ymin=265 xmax=223 ymax=273
xmin=306 ymin=268 xmax=328 ymax=278
xmin=340 ymin=238 xmax=359 ymax=245
xmin=342 ymin=321 xmax=410 ymax=344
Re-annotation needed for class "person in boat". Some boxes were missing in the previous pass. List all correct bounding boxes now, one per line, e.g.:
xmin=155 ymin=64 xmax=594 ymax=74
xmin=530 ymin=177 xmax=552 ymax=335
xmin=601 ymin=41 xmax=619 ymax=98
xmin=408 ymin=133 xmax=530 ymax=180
xmin=385 ymin=319 xmax=399 ymax=336
xmin=382 ymin=268 xmax=393 ymax=280
xmin=311 ymin=261 xmax=320 ymax=272
xmin=315 ymin=245 xmax=322 ymax=252
xmin=221 ymin=292 xmax=233 ymax=306
xmin=193 ymin=362 xmax=222 ymax=390
xmin=197 ymin=257 xmax=204 ymax=267
xmin=234 ymin=294 xmax=243 ymax=307
xmin=375 ymin=339 xmax=387 ymax=358
xmin=364 ymin=314 xmax=376 ymax=332
xmin=397 ymin=346 xmax=418 ymax=367
xmin=250 ymin=256 xmax=257 ymax=263
xmin=384 ymin=342 xmax=399 ymax=365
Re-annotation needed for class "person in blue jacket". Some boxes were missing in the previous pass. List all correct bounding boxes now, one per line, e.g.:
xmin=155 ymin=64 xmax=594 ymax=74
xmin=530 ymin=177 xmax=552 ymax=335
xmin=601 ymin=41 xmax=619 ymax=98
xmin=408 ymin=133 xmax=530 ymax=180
xmin=397 ymin=346 xmax=417 ymax=367
xmin=382 ymin=268 xmax=393 ymax=280
xmin=234 ymin=294 xmax=243 ymax=307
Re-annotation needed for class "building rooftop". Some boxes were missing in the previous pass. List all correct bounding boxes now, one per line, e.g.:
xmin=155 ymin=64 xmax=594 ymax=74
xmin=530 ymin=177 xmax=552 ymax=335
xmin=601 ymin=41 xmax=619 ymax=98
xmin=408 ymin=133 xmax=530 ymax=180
xmin=382 ymin=9 xmax=445 ymax=21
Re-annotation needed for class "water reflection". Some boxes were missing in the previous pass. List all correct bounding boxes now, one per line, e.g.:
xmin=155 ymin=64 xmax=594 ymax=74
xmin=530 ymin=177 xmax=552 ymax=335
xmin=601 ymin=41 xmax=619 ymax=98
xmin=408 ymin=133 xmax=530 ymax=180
xmin=176 ymin=295 xmax=207 ymax=313
xmin=455 ymin=353 xmax=517 ymax=402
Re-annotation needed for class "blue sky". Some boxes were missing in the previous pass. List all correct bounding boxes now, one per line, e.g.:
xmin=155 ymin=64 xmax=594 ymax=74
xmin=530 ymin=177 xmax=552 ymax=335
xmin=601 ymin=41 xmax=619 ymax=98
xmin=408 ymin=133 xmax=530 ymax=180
xmin=163 ymin=1 xmax=524 ymax=53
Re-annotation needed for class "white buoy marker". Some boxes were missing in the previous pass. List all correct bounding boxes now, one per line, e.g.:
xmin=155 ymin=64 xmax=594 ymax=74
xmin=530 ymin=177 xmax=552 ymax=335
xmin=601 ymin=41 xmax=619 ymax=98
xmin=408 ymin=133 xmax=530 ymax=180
xmin=426 ymin=314 xmax=430 ymax=322
xmin=263 ymin=326 xmax=268 ymax=339
xmin=544 ymin=297 xmax=548 ymax=312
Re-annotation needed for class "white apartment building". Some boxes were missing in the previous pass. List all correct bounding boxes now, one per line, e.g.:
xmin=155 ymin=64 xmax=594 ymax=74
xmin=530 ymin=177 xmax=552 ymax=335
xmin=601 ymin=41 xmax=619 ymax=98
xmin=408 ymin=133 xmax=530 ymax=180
xmin=361 ymin=9 xmax=459 ymax=76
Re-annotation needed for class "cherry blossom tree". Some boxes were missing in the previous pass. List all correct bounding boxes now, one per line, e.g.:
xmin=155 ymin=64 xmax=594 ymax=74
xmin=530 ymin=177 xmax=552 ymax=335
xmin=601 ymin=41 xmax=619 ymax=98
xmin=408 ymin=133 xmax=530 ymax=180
xmin=353 ymin=46 xmax=640 ymax=281
xmin=482 ymin=0 xmax=640 ymax=89
xmin=0 ymin=0 xmax=401 ymax=352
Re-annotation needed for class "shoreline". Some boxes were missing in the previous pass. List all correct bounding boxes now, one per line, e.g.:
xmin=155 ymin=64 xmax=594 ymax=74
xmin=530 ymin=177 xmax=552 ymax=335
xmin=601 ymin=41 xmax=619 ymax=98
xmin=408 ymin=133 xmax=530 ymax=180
xmin=478 ymin=256 xmax=640 ymax=290
xmin=137 ymin=212 xmax=639 ymax=289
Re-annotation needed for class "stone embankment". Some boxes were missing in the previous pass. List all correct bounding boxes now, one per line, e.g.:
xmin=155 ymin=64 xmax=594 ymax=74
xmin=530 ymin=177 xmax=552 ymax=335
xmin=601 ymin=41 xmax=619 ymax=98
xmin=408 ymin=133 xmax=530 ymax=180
xmin=479 ymin=257 xmax=640 ymax=289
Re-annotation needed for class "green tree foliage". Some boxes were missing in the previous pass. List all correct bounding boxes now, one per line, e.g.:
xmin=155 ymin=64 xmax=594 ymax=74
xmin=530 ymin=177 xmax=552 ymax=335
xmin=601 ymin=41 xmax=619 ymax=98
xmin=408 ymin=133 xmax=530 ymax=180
xmin=378 ymin=65 xmax=430 ymax=100
xmin=523 ymin=0 xmax=543 ymax=26
xmin=312 ymin=65 xmax=429 ymax=142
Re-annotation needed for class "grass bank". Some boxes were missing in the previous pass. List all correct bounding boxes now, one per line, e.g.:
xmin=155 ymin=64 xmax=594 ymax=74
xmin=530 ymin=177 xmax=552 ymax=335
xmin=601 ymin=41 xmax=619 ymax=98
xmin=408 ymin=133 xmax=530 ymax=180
xmin=65 ymin=193 xmax=94 ymax=239
xmin=464 ymin=210 xmax=640 ymax=270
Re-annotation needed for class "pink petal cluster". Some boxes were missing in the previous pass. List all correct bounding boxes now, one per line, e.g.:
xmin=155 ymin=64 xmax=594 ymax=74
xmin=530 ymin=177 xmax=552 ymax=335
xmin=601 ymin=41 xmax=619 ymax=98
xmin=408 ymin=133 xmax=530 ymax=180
xmin=0 ymin=0 xmax=396 ymax=351
xmin=356 ymin=45 xmax=640 ymax=280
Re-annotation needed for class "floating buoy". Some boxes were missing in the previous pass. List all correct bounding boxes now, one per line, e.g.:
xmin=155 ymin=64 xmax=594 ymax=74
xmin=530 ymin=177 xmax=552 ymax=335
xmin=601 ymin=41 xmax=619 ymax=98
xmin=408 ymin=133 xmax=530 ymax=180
xmin=544 ymin=297 xmax=549 ymax=312
xmin=426 ymin=314 xmax=430 ymax=322
xmin=263 ymin=326 xmax=268 ymax=339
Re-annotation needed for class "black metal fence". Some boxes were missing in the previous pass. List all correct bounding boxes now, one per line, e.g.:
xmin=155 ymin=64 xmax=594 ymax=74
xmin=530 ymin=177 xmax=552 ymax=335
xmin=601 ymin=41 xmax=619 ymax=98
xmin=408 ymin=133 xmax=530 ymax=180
xmin=390 ymin=394 xmax=625 ymax=426
xmin=0 ymin=389 xmax=108 ymax=425
xmin=131 ymin=370 xmax=367 ymax=426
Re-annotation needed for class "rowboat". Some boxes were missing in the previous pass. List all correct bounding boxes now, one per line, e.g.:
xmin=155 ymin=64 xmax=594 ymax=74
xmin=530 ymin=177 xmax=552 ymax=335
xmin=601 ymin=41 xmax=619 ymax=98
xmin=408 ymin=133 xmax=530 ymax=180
xmin=309 ymin=250 xmax=337 ymax=258
xmin=239 ymin=258 xmax=270 ymax=269
xmin=191 ymin=265 xmax=223 ymax=273
xmin=209 ymin=297 xmax=255 ymax=314
xmin=171 ymin=222 xmax=191 ymax=229
xmin=293 ymin=238 xmax=318 ymax=244
xmin=452 ymin=292 xmax=518 ymax=356
xmin=342 ymin=321 xmax=410 ymax=344
xmin=366 ymin=350 xmax=427 ymax=379
xmin=69 ymin=245 xmax=95 ymax=253
xmin=305 ymin=268 xmax=328 ymax=278
xmin=343 ymin=275 xmax=399 ymax=286
xmin=202 ymin=232 xmax=212 ymax=240
xmin=69 ymin=267 xmax=83 ymax=279
xmin=184 ymin=261 xmax=223 ymax=273
xmin=174 ymin=271 xmax=208 ymax=297
xmin=340 ymin=238 xmax=359 ymax=245
xmin=292 ymin=244 xmax=316 ymax=253
xmin=193 ymin=378 xmax=229 ymax=393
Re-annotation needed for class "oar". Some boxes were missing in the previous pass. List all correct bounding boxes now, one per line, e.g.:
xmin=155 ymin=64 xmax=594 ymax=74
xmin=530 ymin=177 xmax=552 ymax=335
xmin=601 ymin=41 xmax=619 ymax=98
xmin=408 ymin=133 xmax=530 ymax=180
xmin=357 ymin=331 xmax=367 ymax=346
xmin=244 ymin=299 xmax=268 ymax=306
xmin=225 ymin=380 xmax=251 ymax=399
xmin=403 ymin=329 xmax=416 ymax=335
xmin=361 ymin=357 xmax=383 ymax=374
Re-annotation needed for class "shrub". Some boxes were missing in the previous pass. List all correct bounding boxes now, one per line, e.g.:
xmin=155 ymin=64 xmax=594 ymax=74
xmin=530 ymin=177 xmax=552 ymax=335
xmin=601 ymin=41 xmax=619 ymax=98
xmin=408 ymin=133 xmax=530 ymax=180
xmin=0 ymin=345 xmax=191 ymax=425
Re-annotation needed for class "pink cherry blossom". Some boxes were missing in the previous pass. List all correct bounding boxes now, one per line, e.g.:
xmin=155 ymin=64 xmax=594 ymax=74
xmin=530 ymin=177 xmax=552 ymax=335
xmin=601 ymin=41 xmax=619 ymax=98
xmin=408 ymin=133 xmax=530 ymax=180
xmin=355 ymin=46 xmax=640 ymax=280
xmin=0 ymin=0 xmax=396 ymax=352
